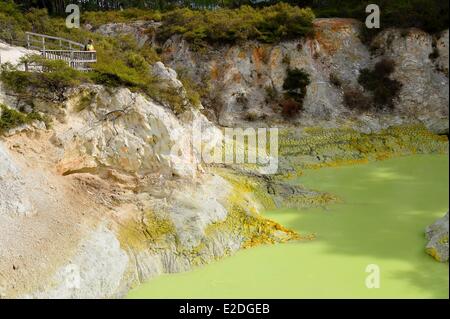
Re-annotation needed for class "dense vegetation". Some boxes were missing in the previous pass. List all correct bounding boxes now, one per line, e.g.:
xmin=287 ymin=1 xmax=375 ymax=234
xmin=0 ymin=103 xmax=44 ymax=134
xmin=0 ymin=1 xmax=203 ymax=114
xmin=1 ymin=55 xmax=87 ymax=103
xmin=158 ymin=3 xmax=315 ymax=47
xmin=358 ymin=59 xmax=402 ymax=109
xmin=280 ymin=68 xmax=310 ymax=118
xmin=3 ymin=1 xmax=448 ymax=48
xmin=313 ymin=0 xmax=448 ymax=35
xmin=11 ymin=1 xmax=449 ymax=35
xmin=344 ymin=59 xmax=402 ymax=112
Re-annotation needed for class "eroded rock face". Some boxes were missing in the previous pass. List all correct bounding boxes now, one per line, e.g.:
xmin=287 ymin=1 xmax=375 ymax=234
xmin=372 ymin=28 xmax=449 ymax=134
xmin=93 ymin=20 xmax=161 ymax=48
xmin=0 ymin=144 xmax=35 ymax=217
xmin=0 ymin=58 xmax=295 ymax=298
xmin=28 ymin=226 xmax=129 ymax=299
xmin=0 ymin=22 xmax=448 ymax=298
xmin=56 ymin=86 xmax=197 ymax=178
xmin=162 ymin=19 xmax=449 ymax=133
xmin=435 ymin=29 xmax=449 ymax=75
xmin=426 ymin=212 xmax=449 ymax=262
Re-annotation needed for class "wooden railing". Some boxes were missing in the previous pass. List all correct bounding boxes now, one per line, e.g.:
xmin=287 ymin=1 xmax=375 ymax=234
xmin=25 ymin=32 xmax=96 ymax=71
xmin=41 ymin=50 xmax=97 ymax=71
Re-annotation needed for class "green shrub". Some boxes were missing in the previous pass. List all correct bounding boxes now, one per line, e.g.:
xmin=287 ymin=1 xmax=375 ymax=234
xmin=314 ymin=0 xmax=448 ymax=35
xmin=25 ymin=8 xmax=53 ymax=34
xmin=280 ymin=68 xmax=310 ymax=118
xmin=0 ymin=0 xmax=30 ymax=41
xmin=343 ymin=88 xmax=372 ymax=111
xmin=358 ymin=59 xmax=402 ymax=109
xmin=283 ymin=68 xmax=310 ymax=92
xmin=158 ymin=3 xmax=314 ymax=48
xmin=82 ymin=8 xmax=162 ymax=29
xmin=1 ymin=55 xmax=88 ymax=103
xmin=0 ymin=104 xmax=44 ymax=134
xmin=0 ymin=104 xmax=27 ymax=133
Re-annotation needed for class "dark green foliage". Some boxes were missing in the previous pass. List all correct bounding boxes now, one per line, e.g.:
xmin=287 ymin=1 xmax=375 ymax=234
xmin=283 ymin=68 xmax=310 ymax=95
xmin=158 ymin=3 xmax=315 ymax=48
xmin=281 ymin=68 xmax=310 ymax=118
xmin=0 ymin=56 xmax=87 ymax=102
xmin=343 ymin=59 xmax=402 ymax=112
xmin=313 ymin=0 xmax=448 ymax=35
xmin=343 ymin=88 xmax=372 ymax=111
xmin=0 ymin=104 xmax=27 ymax=132
xmin=0 ymin=104 xmax=44 ymax=134
xmin=82 ymin=8 xmax=162 ymax=28
xmin=358 ymin=59 xmax=402 ymax=109
xmin=6 ymin=0 xmax=449 ymax=37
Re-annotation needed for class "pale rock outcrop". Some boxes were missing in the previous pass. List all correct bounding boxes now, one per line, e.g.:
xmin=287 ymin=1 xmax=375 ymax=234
xmin=372 ymin=28 xmax=449 ymax=134
xmin=0 ymin=63 xmax=266 ymax=298
xmin=0 ymin=41 xmax=38 ymax=106
xmin=93 ymin=20 xmax=161 ymax=48
xmin=28 ymin=226 xmax=129 ymax=299
xmin=56 ymin=85 xmax=197 ymax=178
xmin=0 ymin=144 xmax=35 ymax=216
xmin=435 ymin=29 xmax=449 ymax=75
xmin=0 ymin=40 xmax=37 ymax=66
xmin=425 ymin=212 xmax=449 ymax=262
xmin=151 ymin=61 xmax=191 ymax=110
xmin=162 ymin=19 xmax=449 ymax=133
xmin=169 ymin=174 xmax=231 ymax=249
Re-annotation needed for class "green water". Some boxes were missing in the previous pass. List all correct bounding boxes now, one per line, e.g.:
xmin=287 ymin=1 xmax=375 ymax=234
xmin=128 ymin=155 xmax=449 ymax=299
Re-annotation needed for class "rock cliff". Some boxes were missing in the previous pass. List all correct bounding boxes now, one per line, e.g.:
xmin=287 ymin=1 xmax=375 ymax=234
xmin=0 ymin=50 xmax=297 ymax=298
xmin=161 ymin=19 xmax=449 ymax=134
xmin=0 ymin=17 xmax=449 ymax=298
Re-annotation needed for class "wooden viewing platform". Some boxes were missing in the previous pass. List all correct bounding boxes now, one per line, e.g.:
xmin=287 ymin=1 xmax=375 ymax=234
xmin=25 ymin=32 xmax=97 ymax=71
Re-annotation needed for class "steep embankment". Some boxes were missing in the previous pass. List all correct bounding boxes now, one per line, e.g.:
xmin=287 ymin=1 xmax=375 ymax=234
xmin=0 ymin=17 xmax=448 ymax=298
xmin=0 ymin=44 xmax=299 ymax=298
xmin=159 ymin=19 xmax=449 ymax=133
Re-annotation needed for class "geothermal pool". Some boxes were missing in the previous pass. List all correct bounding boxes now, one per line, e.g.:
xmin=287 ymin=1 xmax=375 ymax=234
xmin=128 ymin=155 xmax=449 ymax=299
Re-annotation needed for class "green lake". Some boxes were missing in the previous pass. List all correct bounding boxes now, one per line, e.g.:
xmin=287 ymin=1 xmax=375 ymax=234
xmin=128 ymin=155 xmax=449 ymax=299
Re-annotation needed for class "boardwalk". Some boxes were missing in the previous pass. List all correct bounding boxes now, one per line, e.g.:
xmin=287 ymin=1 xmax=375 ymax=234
xmin=26 ymin=32 xmax=97 ymax=71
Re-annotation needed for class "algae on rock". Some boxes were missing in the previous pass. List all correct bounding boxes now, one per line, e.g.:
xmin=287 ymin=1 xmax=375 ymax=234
xmin=426 ymin=212 xmax=449 ymax=262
